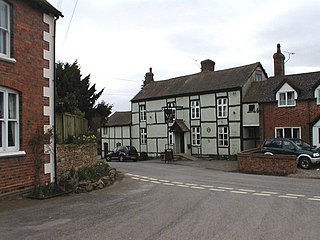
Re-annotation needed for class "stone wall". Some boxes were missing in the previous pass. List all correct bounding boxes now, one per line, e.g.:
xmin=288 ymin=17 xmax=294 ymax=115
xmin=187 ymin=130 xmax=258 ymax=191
xmin=56 ymin=144 xmax=98 ymax=181
xmin=238 ymin=149 xmax=297 ymax=175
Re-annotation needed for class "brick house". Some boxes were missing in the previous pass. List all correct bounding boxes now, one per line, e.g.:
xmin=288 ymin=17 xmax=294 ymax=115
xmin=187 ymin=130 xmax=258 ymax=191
xmin=0 ymin=0 xmax=62 ymax=195
xmin=244 ymin=44 xmax=320 ymax=147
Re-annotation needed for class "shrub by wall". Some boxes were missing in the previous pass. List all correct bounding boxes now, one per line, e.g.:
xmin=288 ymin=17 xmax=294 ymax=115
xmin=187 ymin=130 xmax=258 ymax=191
xmin=56 ymin=144 xmax=98 ymax=181
xmin=238 ymin=149 xmax=297 ymax=176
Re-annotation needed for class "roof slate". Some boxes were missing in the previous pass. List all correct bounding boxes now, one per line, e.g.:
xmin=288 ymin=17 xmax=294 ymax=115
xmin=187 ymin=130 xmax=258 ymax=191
xmin=243 ymin=71 xmax=320 ymax=103
xmin=106 ymin=111 xmax=132 ymax=127
xmin=131 ymin=62 xmax=262 ymax=102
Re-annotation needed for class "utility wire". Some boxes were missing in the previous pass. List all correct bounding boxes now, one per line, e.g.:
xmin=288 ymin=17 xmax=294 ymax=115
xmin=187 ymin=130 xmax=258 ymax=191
xmin=64 ymin=0 xmax=79 ymax=43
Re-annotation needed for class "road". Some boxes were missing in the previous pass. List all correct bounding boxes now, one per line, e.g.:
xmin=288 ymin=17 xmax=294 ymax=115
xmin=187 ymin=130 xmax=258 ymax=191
xmin=1 ymin=160 xmax=320 ymax=240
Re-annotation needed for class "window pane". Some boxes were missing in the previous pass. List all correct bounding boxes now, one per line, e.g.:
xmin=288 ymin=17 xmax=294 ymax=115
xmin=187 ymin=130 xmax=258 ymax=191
xmin=8 ymin=93 xmax=16 ymax=119
xmin=284 ymin=128 xmax=292 ymax=138
xmin=0 ymin=92 xmax=3 ymax=118
xmin=8 ymin=121 xmax=15 ymax=146
xmin=293 ymin=128 xmax=300 ymax=138
xmin=0 ymin=121 xmax=2 ymax=147
xmin=276 ymin=129 xmax=283 ymax=138
xmin=279 ymin=93 xmax=286 ymax=105
xmin=287 ymin=92 xmax=294 ymax=105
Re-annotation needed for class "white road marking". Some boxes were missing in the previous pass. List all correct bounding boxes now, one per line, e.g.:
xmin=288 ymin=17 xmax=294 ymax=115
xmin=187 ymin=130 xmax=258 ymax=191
xmin=286 ymin=194 xmax=305 ymax=197
xmin=172 ymin=182 xmax=184 ymax=184
xmin=308 ymin=198 xmax=320 ymax=201
xmin=131 ymin=177 xmax=140 ymax=180
xmin=185 ymin=183 xmax=199 ymax=186
xmin=151 ymin=181 xmax=161 ymax=184
xmin=217 ymin=186 xmax=234 ymax=190
xmin=200 ymin=185 xmax=214 ymax=188
xmin=210 ymin=188 xmax=225 ymax=192
xmin=253 ymin=193 xmax=271 ymax=197
xmin=162 ymin=183 xmax=175 ymax=186
xmin=125 ymin=173 xmax=133 ymax=176
xmin=176 ymin=185 xmax=190 ymax=188
xmin=313 ymin=196 xmax=320 ymax=199
xmin=159 ymin=180 xmax=170 ymax=183
xmin=190 ymin=186 xmax=205 ymax=190
xmin=230 ymin=191 xmax=248 ymax=194
xmin=260 ymin=191 xmax=278 ymax=195
xmin=147 ymin=178 xmax=158 ymax=181
xmin=140 ymin=179 xmax=149 ymax=182
xmin=238 ymin=189 xmax=255 ymax=193
xmin=278 ymin=195 xmax=298 ymax=199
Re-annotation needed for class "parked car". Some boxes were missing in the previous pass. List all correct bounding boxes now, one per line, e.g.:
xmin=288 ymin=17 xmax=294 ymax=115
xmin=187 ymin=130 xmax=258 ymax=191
xmin=106 ymin=146 xmax=139 ymax=162
xmin=261 ymin=138 xmax=320 ymax=169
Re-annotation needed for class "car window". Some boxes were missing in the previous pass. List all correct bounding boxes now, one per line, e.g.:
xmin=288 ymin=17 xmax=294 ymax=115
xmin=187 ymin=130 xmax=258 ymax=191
xmin=283 ymin=140 xmax=295 ymax=150
xmin=112 ymin=147 xmax=118 ymax=153
xmin=263 ymin=140 xmax=272 ymax=147
xmin=271 ymin=140 xmax=282 ymax=148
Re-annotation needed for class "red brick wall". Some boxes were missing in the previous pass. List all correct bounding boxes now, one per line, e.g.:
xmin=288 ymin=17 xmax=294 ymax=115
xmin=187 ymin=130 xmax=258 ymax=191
xmin=260 ymin=100 xmax=320 ymax=143
xmin=238 ymin=150 xmax=297 ymax=175
xmin=0 ymin=1 xmax=50 ymax=194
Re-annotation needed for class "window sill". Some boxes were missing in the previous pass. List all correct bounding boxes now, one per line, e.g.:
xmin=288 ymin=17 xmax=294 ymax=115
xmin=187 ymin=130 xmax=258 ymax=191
xmin=0 ymin=151 xmax=26 ymax=158
xmin=0 ymin=55 xmax=17 ymax=64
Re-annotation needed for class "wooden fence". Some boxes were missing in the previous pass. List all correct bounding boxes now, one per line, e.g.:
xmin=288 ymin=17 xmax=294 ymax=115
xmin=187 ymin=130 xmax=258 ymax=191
xmin=56 ymin=113 xmax=88 ymax=143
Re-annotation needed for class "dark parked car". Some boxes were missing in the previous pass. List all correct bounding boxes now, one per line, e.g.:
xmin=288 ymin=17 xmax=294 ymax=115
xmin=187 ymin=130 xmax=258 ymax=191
xmin=106 ymin=146 xmax=139 ymax=162
xmin=261 ymin=138 xmax=320 ymax=169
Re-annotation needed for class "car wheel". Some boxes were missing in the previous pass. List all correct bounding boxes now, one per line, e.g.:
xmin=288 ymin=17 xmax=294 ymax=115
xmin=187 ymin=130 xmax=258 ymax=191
xmin=264 ymin=152 xmax=273 ymax=155
xmin=106 ymin=156 xmax=111 ymax=162
xmin=299 ymin=157 xmax=312 ymax=169
xmin=119 ymin=155 xmax=124 ymax=162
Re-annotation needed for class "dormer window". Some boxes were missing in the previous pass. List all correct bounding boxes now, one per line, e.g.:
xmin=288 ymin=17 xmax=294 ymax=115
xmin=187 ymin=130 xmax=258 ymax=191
xmin=276 ymin=83 xmax=297 ymax=107
xmin=255 ymin=70 xmax=262 ymax=81
xmin=279 ymin=91 xmax=295 ymax=106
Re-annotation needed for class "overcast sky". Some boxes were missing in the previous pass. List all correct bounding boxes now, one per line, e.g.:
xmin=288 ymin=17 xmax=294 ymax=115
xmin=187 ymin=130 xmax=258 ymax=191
xmin=48 ymin=0 xmax=320 ymax=112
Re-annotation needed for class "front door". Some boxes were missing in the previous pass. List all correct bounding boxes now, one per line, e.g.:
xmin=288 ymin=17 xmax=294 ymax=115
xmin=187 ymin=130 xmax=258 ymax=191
xmin=313 ymin=126 xmax=320 ymax=148
xmin=180 ymin=132 xmax=185 ymax=153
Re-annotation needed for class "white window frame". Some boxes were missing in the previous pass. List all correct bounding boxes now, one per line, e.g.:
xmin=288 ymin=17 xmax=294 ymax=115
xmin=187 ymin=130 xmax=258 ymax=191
xmin=218 ymin=126 xmax=229 ymax=147
xmin=140 ymin=128 xmax=147 ymax=145
xmin=191 ymin=100 xmax=200 ymax=119
xmin=191 ymin=127 xmax=200 ymax=146
xmin=0 ymin=0 xmax=11 ymax=58
xmin=0 ymin=87 xmax=20 ymax=153
xmin=217 ymin=98 xmax=228 ymax=118
xmin=275 ymin=127 xmax=301 ymax=139
xmin=278 ymin=91 xmax=295 ymax=107
xmin=139 ymin=104 xmax=146 ymax=122
xmin=315 ymin=87 xmax=320 ymax=105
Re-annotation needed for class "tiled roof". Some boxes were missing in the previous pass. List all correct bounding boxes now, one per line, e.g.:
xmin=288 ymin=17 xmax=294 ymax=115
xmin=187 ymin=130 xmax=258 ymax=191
xmin=106 ymin=111 xmax=132 ymax=127
xmin=243 ymin=71 xmax=320 ymax=103
xmin=28 ymin=0 xmax=63 ymax=17
xmin=132 ymin=62 xmax=262 ymax=102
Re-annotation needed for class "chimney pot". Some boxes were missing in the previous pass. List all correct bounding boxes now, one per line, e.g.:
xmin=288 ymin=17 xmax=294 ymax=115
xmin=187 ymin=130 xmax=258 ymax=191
xmin=201 ymin=59 xmax=215 ymax=72
xmin=273 ymin=43 xmax=285 ymax=76
xmin=144 ymin=67 xmax=154 ymax=86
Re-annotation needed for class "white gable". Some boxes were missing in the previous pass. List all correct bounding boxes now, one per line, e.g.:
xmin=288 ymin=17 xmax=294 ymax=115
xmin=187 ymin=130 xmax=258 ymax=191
xmin=275 ymin=82 xmax=298 ymax=105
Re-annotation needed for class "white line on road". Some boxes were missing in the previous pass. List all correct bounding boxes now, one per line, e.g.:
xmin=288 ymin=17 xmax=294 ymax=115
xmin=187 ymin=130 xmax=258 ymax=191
xmin=190 ymin=186 xmax=205 ymax=190
xmin=278 ymin=195 xmax=298 ymax=199
xmin=313 ymin=196 xmax=320 ymax=199
xmin=185 ymin=183 xmax=199 ymax=186
xmin=159 ymin=180 xmax=170 ymax=183
xmin=252 ymin=193 xmax=271 ymax=197
xmin=200 ymin=185 xmax=214 ymax=188
xmin=209 ymin=188 xmax=225 ymax=192
xmin=230 ymin=191 xmax=248 ymax=194
xmin=162 ymin=183 xmax=175 ymax=186
xmin=131 ymin=177 xmax=140 ymax=180
xmin=176 ymin=185 xmax=190 ymax=188
xmin=308 ymin=198 xmax=320 ymax=201
xmin=172 ymin=182 xmax=184 ymax=184
xmin=147 ymin=178 xmax=158 ymax=181
xmin=217 ymin=186 xmax=234 ymax=190
xmin=260 ymin=191 xmax=278 ymax=195
xmin=286 ymin=194 xmax=305 ymax=197
xmin=238 ymin=189 xmax=255 ymax=193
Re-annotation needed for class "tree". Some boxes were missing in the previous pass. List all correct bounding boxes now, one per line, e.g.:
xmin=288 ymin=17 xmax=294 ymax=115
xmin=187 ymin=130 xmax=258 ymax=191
xmin=56 ymin=60 xmax=112 ymax=133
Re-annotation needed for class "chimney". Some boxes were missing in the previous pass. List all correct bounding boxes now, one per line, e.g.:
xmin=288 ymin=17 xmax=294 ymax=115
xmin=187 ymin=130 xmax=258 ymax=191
xmin=273 ymin=43 xmax=285 ymax=77
xmin=144 ymin=67 xmax=154 ymax=86
xmin=201 ymin=59 xmax=215 ymax=72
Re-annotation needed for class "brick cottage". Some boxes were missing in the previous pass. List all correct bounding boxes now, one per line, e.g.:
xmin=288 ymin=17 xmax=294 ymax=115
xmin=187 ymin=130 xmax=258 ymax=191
xmin=0 ymin=0 xmax=62 ymax=195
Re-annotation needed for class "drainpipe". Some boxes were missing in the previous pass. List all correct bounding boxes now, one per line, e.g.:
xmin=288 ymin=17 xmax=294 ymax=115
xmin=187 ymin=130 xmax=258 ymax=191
xmin=53 ymin=16 xmax=58 ymax=184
